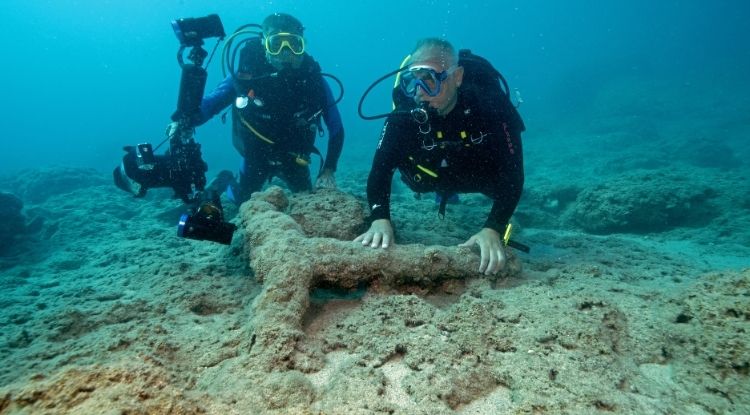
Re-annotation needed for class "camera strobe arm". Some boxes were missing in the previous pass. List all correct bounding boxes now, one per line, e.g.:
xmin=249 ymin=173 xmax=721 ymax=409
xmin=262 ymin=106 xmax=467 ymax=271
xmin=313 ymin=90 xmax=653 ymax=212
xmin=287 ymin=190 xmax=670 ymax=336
xmin=172 ymin=44 xmax=209 ymax=128
xmin=113 ymin=14 xmax=225 ymax=204
xmin=166 ymin=40 xmax=214 ymax=203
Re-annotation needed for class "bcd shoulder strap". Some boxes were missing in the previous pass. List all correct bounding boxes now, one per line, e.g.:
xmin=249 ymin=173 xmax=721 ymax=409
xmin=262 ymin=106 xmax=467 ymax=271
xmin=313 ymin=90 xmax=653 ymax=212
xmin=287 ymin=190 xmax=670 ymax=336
xmin=458 ymin=49 xmax=525 ymax=133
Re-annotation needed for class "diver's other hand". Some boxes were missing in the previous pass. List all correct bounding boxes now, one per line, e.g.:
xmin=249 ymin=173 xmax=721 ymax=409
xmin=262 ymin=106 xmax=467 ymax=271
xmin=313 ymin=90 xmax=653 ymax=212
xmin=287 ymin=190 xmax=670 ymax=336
xmin=316 ymin=168 xmax=337 ymax=189
xmin=166 ymin=121 xmax=181 ymax=138
xmin=354 ymin=219 xmax=394 ymax=249
xmin=459 ymin=227 xmax=506 ymax=275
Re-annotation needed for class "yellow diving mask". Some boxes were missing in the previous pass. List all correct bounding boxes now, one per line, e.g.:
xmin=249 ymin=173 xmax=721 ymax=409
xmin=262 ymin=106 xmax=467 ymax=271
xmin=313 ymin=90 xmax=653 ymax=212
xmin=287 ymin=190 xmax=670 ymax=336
xmin=264 ymin=32 xmax=305 ymax=55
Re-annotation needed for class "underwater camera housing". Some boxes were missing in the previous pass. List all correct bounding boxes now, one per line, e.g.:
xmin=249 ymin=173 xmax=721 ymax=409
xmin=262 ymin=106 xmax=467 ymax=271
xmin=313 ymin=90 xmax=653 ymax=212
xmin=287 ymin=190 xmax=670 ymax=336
xmin=114 ymin=13 xmax=227 ymax=202
xmin=113 ymin=137 xmax=207 ymax=202
xmin=113 ymin=14 xmax=235 ymax=244
xmin=178 ymin=191 xmax=237 ymax=245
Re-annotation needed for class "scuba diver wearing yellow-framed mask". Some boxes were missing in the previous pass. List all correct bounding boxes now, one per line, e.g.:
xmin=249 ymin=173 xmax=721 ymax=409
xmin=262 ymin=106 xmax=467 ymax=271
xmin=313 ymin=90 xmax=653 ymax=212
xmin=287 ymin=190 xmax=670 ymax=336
xmin=186 ymin=13 xmax=345 ymax=202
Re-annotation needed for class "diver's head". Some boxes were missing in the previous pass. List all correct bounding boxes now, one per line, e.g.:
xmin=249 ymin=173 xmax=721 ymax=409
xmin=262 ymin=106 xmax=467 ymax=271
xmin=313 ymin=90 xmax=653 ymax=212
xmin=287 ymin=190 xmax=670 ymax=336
xmin=403 ymin=38 xmax=464 ymax=116
xmin=262 ymin=13 xmax=306 ymax=71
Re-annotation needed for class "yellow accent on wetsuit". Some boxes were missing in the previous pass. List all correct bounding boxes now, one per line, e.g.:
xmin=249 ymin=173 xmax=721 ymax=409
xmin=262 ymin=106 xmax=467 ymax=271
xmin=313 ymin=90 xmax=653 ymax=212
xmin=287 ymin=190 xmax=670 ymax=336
xmin=408 ymin=156 xmax=438 ymax=178
xmin=503 ymin=223 xmax=513 ymax=246
xmin=416 ymin=164 xmax=438 ymax=178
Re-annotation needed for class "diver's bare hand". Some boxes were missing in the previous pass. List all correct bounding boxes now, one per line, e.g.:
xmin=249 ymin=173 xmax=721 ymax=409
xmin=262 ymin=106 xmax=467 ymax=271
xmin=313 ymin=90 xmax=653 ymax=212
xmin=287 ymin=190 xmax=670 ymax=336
xmin=354 ymin=219 xmax=394 ymax=249
xmin=316 ymin=168 xmax=337 ymax=189
xmin=459 ymin=227 xmax=506 ymax=275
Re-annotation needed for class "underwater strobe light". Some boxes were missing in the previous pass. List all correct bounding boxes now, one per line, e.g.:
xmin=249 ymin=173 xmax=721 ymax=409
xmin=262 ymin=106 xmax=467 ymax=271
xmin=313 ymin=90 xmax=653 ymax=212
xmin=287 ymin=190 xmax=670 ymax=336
xmin=171 ymin=14 xmax=226 ymax=47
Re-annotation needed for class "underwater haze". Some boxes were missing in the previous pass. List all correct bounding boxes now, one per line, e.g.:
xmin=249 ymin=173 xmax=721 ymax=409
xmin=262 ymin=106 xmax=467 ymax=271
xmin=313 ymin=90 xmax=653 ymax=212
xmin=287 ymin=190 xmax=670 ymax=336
xmin=1 ymin=0 xmax=748 ymax=175
xmin=2 ymin=1 xmax=750 ymax=414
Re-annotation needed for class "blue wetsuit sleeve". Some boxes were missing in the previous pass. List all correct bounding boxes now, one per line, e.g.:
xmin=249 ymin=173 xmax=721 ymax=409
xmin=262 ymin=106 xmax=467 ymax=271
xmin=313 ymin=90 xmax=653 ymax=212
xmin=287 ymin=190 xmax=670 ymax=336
xmin=193 ymin=75 xmax=235 ymax=127
xmin=321 ymin=79 xmax=344 ymax=171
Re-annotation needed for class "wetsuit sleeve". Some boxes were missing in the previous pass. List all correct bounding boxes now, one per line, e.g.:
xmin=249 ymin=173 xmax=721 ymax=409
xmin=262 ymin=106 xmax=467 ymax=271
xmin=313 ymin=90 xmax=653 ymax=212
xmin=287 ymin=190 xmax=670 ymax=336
xmin=366 ymin=117 xmax=404 ymax=222
xmin=483 ymin=118 xmax=524 ymax=233
xmin=321 ymin=80 xmax=344 ymax=171
xmin=193 ymin=75 xmax=235 ymax=127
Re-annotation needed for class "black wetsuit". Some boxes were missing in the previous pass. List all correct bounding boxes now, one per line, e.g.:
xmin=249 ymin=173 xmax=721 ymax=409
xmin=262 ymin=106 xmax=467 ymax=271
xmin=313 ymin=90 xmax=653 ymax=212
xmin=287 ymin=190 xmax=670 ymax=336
xmin=197 ymin=39 xmax=344 ymax=201
xmin=366 ymin=86 xmax=524 ymax=232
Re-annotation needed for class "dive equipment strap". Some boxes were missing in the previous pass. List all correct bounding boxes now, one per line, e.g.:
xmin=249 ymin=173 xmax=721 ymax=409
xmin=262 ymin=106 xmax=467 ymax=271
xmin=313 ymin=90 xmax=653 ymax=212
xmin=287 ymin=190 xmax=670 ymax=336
xmin=503 ymin=223 xmax=530 ymax=253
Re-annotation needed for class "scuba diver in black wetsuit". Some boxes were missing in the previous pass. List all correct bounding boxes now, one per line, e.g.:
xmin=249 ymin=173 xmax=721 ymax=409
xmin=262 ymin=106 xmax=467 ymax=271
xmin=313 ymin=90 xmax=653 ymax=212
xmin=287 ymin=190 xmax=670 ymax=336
xmin=355 ymin=38 xmax=525 ymax=275
xmin=191 ymin=13 xmax=345 ymax=202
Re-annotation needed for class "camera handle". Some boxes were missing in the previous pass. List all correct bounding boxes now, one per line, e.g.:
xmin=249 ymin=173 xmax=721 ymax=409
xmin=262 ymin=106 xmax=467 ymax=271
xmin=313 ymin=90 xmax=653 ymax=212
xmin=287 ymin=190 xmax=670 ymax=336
xmin=173 ymin=43 xmax=209 ymax=128
xmin=167 ymin=43 xmax=212 ymax=203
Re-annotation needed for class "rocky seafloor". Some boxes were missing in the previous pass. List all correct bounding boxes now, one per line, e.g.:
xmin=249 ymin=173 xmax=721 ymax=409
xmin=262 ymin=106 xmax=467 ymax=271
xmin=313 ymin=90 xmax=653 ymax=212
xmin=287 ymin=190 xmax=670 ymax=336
xmin=0 ymin=160 xmax=748 ymax=414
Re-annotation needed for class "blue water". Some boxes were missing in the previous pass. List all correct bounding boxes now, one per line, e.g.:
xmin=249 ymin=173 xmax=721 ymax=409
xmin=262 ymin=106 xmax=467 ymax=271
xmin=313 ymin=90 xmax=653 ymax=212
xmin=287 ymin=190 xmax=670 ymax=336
xmin=1 ymin=0 xmax=748 ymax=176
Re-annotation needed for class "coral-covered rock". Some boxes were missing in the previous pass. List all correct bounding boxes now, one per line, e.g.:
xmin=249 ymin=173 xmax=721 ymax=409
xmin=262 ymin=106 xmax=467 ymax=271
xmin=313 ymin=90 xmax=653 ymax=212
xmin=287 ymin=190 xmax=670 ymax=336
xmin=0 ymin=361 xmax=206 ymax=414
xmin=0 ymin=192 xmax=43 ymax=255
xmin=288 ymin=188 xmax=368 ymax=240
xmin=0 ymin=167 xmax=108 ymax=204
xmin=570 ymin=171 xmax=717 ymax=234
xmin=516 ymin=182 xmax=581 ymax=229
xmin=0 ymin=192 xmax=25 ymax=235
